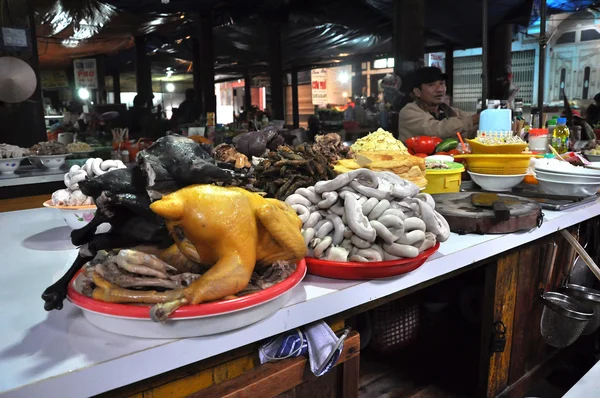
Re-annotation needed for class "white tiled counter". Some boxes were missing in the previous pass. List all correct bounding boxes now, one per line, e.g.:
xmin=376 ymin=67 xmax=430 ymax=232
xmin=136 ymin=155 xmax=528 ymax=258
xmin=1 ymin=199 xmax=599 ymax=397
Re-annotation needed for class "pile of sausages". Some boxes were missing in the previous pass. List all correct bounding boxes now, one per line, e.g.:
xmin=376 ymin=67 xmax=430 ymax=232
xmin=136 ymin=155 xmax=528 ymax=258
xmin=52 ymin=159 xmax=127 ymax=206
xmin=285 ymin=169 xmax=450 ymax=262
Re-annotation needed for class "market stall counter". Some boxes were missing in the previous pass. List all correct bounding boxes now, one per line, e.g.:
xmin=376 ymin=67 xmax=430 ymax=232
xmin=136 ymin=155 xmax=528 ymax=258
xmin=1 ymin=197 xmax=599 ymax=397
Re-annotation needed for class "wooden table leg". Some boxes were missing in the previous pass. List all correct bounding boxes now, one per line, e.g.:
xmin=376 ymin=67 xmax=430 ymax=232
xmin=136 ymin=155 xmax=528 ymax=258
xmin=341 ymin=354 xmax=360 ymax=398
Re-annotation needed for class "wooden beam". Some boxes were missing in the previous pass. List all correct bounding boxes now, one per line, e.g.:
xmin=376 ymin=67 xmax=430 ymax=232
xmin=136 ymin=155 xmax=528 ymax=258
xmin=244 ymin=71 xmax=252 ymax=119
xmin=134 ymin=35 xmax=153 ymax=107
xmin=0 ymin=194 xmax=48 ymax=213
xmin=192 ymin=37 xmax=203 ymax=108
xmin=190 ymin=331 xmax=360 ymax=398
xmin=445 ymin=44 xmax=454 ymax=98
xmin=393 ymin=0 xmax=425 ymax=76
xmin=268 ymin=21 xmax=284 ymax=121
xmin=479 ymin=251 xmax=520 ymax=397
xmin=199 ymin=11 xmax=216 ymax=115
xmin=291 ymin=69 xmax=299 ymax=128
xmin=488 ymin=24 xmax=513 ymax=101
xmin=113 ymin=68 xmax=121 ymax=104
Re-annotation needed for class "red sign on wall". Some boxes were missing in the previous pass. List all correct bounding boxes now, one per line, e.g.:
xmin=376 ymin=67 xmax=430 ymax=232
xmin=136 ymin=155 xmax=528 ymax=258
xmin=73 ymin=59 xmax=98 ymax=89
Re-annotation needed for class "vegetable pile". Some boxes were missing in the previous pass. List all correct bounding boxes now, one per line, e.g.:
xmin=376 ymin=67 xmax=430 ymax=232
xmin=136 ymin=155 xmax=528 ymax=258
xmin=406 ymin=136 xmax=459 ymax=157
xmin=285 ymin=169 xmax=450 ymax=263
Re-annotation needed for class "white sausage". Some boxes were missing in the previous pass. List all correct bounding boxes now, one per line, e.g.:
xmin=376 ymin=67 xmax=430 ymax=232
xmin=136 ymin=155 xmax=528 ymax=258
xmin=397 ymin=230 xmax=426 ymax=245
xmin=404 ymin=217 xmax=426 ymax=232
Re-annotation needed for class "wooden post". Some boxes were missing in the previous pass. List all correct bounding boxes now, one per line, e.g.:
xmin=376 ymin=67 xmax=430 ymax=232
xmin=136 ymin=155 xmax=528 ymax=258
xmin=113 ymin=68 xmax=121 ymax=104
xmin=393 ymin=0 xmax=425 ymax=76
xmin=291 ymin=69 xmax=299 ymax=128
xmin=95 ymin=56 xmax=107 ymax=104
xmin=199 ymin=11 xmax=216 ymax=115
xmin=482 ymin=0 xmax=489 ymax=104
xmin=478 ymin=251 xmax=519 ymax=397
xmin=537 ymin=0 xmax=547 ymax=127
xmin=268 ymin=21 xmax=284 ymax=121
xmin=244 ymin=71 xmax=252 ymax=117
xmin=488 ymin=24 xmax=513 ymax=101
xmin=192 ymin=37 xmax=203 ymax=109
xmin=352 ymin=61 xmax=362 ymax=98
xmin=0 ymin=0 xmax=46 ymax=147
xmin=445 ymin=44 xmax=454 ymax=99
xmin=134 ymin=35 xmax=153 ymax=107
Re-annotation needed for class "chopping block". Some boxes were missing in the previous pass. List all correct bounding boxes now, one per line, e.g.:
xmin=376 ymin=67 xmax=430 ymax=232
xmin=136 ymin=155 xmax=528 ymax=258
xmin=433 ymin=192 xmax=543 ymax=234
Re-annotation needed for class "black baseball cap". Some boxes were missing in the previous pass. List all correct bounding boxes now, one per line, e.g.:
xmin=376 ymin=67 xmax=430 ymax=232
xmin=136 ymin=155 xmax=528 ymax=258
xmin=410 ymin=67 xmax=448 ymax=90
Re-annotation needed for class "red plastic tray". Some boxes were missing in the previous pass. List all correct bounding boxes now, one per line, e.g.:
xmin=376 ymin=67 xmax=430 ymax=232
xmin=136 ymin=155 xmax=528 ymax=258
xmin=67 ymin=259 xmax=306 ymax=319
xmin=305 ymin=243 xmax=440 ymax=280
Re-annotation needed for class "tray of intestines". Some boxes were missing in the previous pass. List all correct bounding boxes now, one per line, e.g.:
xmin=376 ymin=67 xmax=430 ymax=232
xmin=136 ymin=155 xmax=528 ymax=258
xmin=286 ymin=169 xmax=449 ymax=279
xmin=44 ymin=158 xmax=127 ymax=230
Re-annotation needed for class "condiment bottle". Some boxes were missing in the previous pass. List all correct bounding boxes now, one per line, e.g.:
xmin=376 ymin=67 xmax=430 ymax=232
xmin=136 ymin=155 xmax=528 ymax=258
xmin=552 ymin=118 xmax=569 ymax=154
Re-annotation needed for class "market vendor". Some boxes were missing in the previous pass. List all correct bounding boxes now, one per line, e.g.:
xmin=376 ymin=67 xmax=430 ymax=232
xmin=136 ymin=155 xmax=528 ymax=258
xmin=398 ymin=67 xmax=479 ymax=140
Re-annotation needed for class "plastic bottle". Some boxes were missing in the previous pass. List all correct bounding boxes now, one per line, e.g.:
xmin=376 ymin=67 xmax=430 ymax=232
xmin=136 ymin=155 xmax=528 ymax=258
xmin=547 ymin=119 xmax=557 ymax=146
xmin=552 ymin=117 xmax=570 ymax=154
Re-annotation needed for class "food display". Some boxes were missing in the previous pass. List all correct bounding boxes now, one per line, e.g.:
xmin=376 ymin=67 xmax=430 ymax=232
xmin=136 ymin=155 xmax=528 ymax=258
xmin=233 ymin=126 xmax=285 ymax=158
xmin=587 ymin=147 xmax=600 ymax=156
xmin=79 ymin=185 xmax=306 ymax=321
xmin=354 ymin=151 xmax=428 ymax=188
xmin=213 ymin=143 xmax=251 ymax=169
xmin=313 ymin=133 xmax=353 ymax=163
xmin=51 ymin=159 xmax=127 ymax=206
xmin=30 ymin=141 xmax=68 ymax=155
xmin=67 ymin=142 xmax=94 ymax=153
xmin=285 ymin=169 xmax=450 ymax=263
xmin=351 ymin=128 xmax=408 ymax=154
xmin=251 ymin=143 xmax=336 ymax=200
xmin=0 ymin=144 xmax=29 ymax=158
xmin=42 ymin=135 xmax=307 ymax=324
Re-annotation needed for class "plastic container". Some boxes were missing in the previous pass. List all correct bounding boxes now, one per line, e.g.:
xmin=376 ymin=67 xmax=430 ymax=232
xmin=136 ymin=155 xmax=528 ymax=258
xmin=423 ymin=162 xmax=465 ymax=194
xmin=528 ymin=128 xmax=548 ymax=154
xmin=467 ymin=139 xmax=528 ymax=154
xmin=454 ymin=154 xmax=535 ymax=175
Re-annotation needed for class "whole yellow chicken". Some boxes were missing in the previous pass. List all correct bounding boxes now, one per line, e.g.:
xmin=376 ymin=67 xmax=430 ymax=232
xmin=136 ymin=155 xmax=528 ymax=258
xmin=92 ymin=185 xmax=307 ymax=321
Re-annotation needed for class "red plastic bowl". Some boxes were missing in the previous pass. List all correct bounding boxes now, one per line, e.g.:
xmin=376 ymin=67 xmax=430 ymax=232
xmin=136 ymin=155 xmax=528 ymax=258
xmin=305 ymin=243 xmax=440 ymax=280
xmin=67 ymin=259 xmax=306 ymax=319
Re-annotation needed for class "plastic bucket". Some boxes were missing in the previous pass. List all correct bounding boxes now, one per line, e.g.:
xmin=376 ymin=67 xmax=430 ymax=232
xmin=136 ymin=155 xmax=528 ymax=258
xmin=423 ymin=162 xmax=465 ymax=194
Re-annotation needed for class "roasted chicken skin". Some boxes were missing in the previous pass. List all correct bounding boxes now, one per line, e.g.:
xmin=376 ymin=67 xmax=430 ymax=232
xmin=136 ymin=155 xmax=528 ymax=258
xmin=92 ymin=185 xmax=306 ymax=321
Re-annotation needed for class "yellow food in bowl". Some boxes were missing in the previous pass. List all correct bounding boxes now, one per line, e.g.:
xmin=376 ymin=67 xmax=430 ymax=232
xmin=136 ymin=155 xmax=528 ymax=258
xmin=467 ymin=138 xmax=528 ymax=155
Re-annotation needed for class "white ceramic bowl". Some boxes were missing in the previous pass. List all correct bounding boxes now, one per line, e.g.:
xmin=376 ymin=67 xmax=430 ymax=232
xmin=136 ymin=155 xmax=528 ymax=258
xmin=468 ymin=171 xmax=526 ymax=192
xmin=537 ymin=178 xmax=600 ymax=197
xmin=30 ymin=154 xmax=69 ymax=170
xmin=0 ymin=157 xmax=26 ymax=174
xmin=43 ymin=200 xmax=110 ymax=232
xmin=535 ymin=169 xmax=600 ymax=184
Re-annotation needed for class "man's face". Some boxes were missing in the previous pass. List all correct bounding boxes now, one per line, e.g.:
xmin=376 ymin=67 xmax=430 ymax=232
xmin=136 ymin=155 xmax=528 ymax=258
xmin=416 ymin=80 xmax=447 ymax=106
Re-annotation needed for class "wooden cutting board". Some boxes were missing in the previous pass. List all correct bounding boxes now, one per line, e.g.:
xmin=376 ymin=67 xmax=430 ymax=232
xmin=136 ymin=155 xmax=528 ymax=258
xmin=433 ymin=192 xmax=543 ymax=234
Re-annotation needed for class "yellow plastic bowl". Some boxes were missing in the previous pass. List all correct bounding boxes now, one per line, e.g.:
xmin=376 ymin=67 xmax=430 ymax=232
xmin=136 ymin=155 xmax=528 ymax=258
xmin=423 ymin=163 xmax=465 ymax=194
xmin=466 ymin=139 xmax=528 ymax=155
xmin=453 ymin=154 xmax=534 ymax=175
